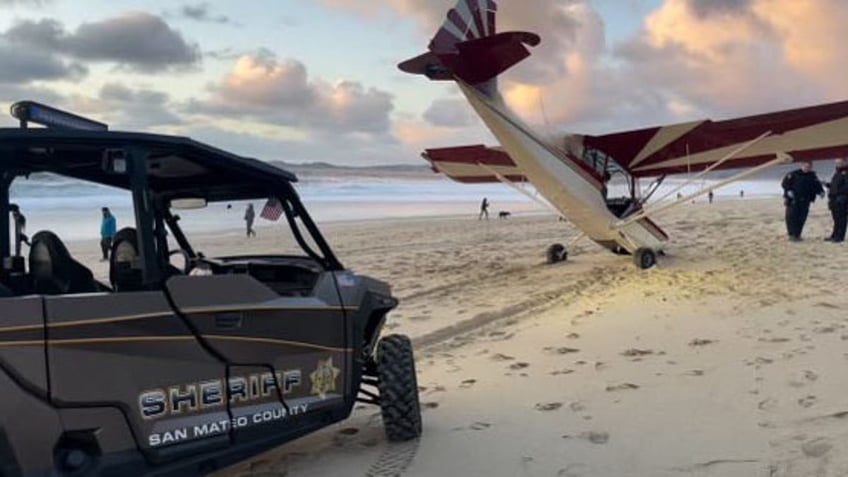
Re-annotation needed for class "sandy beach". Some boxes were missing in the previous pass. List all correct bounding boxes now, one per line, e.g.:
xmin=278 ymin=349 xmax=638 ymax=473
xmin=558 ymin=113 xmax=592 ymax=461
xmin=65 ymin=197 xmax=848 ymax=476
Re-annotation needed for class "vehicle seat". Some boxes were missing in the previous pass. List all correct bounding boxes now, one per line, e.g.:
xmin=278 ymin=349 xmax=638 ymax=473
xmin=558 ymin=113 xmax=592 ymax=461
xmin=110 ymin=228 xmax=144 ymax=292
xmin=29 ymin=231 xmax=102 ymax=295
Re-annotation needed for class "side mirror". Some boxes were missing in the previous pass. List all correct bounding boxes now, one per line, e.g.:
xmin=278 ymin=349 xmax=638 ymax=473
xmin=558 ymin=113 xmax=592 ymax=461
xmin=170 ymin=198 xmax=207 ymax=210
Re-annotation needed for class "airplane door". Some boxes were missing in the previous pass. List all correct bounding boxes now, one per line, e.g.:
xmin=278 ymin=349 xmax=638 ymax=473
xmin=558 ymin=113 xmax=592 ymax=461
xmin=43 ymin=291 xmax=229 ymax=461
xmin=164 ymin=274 xmax=350 ymax=441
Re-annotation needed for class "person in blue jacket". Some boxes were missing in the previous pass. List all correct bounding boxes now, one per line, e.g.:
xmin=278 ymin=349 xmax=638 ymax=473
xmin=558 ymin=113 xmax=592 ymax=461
xmin=100 ymin=207 xmax=117 ymax=261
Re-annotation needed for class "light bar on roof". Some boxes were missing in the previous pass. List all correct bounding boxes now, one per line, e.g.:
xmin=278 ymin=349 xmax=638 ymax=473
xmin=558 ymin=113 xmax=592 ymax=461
xmin=10 ymin=100 xmax=108 ymax=131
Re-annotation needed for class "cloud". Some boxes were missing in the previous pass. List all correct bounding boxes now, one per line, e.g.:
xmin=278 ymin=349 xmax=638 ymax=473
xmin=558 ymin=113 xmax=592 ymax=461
xmin=188 ymin=51 xmax=395 ymax=135
xmin=323 ymin=0 xmax=848 ymax=139
xmin=422 ymin=98 xmax=475 ymax=128
xmin=0 ymin=40 xmax=86 ymax=83
xmin=0 ymin=0 xmax=51 ymax=5
xmin=97 ymin=83 xmax=183 ymax=128
xmin=3 ymin=13 xmax=200 ymax=72
xmin=688 ymin=0 xmax=752 ymax=18
xmin=322 ymin=0 xmax=584 ymax=84
xmin=610 ymin=0 xmax=848 ymax=121
xmin=177 ymin=124 xmax=414 ymax=166
xmin=40 ymin=83 xmax=182 ymax=131
xmin=179 ymin=3 xmax=231 ymax=24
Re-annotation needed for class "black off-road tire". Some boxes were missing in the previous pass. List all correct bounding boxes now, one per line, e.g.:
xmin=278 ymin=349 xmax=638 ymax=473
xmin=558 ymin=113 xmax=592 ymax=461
xmin=634 ymin=247 xmax=657 ymax=269
xmin=376 ymin=334 xmax=422 ymax=442
xmin=546 ymin=243 xmax=567 ymax=264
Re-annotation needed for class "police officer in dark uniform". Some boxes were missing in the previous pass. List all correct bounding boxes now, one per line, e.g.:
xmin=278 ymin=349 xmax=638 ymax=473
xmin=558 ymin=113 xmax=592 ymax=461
xmin=826 ymin=158 xmax=848 ymax=242
xmin=781 ymin=161 xmax=824 ymax=241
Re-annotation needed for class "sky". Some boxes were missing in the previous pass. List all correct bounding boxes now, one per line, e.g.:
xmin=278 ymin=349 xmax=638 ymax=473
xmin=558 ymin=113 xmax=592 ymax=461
xmin=1 ymin=0 xmax=847 ymax=166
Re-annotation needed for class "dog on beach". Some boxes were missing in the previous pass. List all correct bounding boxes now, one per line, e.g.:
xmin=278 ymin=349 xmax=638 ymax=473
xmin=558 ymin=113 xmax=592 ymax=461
xmin=498 ymin=211 xmax=511 ymax=219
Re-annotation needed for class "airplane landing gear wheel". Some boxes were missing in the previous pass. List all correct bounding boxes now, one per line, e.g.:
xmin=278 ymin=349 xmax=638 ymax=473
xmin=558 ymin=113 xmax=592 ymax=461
xmin=634 ymin=248 xmax=657 ymax=269
xmin=547 ymin=243 xmax=567 ymax=264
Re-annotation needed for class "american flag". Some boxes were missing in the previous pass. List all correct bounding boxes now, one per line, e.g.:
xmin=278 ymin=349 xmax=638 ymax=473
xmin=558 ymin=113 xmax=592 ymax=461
xmin=260 ymin=197 xmax=284 ymax=221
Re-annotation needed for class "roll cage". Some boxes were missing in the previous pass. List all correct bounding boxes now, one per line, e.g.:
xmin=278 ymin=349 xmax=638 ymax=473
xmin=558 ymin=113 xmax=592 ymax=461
xmin=0 ymin=101 xmax=343 ymax=292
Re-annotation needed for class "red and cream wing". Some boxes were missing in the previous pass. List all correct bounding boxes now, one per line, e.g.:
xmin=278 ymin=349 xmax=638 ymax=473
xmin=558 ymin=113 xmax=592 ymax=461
xmin=584 ymin=100 xmax=848 ymax=177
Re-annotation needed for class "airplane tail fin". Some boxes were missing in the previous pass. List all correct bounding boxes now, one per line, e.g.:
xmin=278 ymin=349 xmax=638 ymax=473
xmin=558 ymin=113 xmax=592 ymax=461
xmin=398 ymin=0 xmax=540 ymax=96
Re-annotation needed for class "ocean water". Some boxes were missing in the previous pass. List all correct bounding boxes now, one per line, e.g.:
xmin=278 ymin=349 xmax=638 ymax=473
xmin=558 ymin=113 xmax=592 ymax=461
xmin=7 ymin=174 xmax=783 ymax=242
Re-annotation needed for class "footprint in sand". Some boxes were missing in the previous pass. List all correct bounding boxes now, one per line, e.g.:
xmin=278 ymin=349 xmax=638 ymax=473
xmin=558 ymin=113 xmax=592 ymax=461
xmin=535 ymin=402 xmax=563 ymax=412
xmin=469 ymin=422 xmax=491 ymax=431
xmin=798 ymin=395 xmax=818 ymax=408
xmin=606 ymin=383 xmax=639 ymax=392
xmin=557 ymin=464 xmax=588 ymax=477
xmin=802 ymin=438 xmax=833 ymax=458
xmin=460 ymin=379 xmax=477 ymax=389
xmin=684 ymin=369 xmax=705 ymax=377
xmin=746 ymin=357 xmax=774 ymax=366
xmin=789 ymin=371 xmax=820 ymax=388
xmin=621 ymin=348 xmax=654 ymax=358
xmin=546 ymin=347 xmax=580 ymax=355
xmin=509 ymin=362 xmax=530 ymax=370
xmin=491 ymin=353 xmax=515 ymax=362
xmin=332 ymin=427 xmax=360 ymax=447
xmin=550 ymin=369 xmax=574 ymax=376
xmin=689 ymin=338 xmax=717 ymax=347
xmin=759 ymin=337 xmax=791 ymax=343
xmin=567 ymin=333 xmax=581 ymax=339
xmin=578 ymin=431 xmax=609 ymax=444
xmin=758 ymin=398 xmax=777 ymax=411
xmin=423 ymin=402 xmax=439 ymax=410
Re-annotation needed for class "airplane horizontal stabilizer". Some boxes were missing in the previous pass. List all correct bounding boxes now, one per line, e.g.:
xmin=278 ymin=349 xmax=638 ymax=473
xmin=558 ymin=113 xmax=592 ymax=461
xmin=423 ymin=144 xmax=527 ymax=184
xmin=399 ymin=31 xmax=540 ymax=85
xmin=398 ymin=0 xmax=539 ymax=87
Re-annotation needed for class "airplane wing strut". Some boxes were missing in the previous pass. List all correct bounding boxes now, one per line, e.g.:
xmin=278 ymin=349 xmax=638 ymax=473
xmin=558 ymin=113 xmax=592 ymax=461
xmin=616 ymin=152 xmax=793 ymax=229
xmin=653 ymin=130 xmax=773 ymax=204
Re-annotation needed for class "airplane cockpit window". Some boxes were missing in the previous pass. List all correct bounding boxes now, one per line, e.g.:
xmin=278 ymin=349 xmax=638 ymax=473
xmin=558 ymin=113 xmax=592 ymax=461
xmin=581 ymin=147 xmax=627 ymax=179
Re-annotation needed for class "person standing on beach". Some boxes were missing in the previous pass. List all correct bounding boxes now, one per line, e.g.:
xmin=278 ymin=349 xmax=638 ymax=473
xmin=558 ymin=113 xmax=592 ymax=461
xmin=708 ymin=190 xmax=714 ymax=204
xmin=100 ymin=207 xmax=116 ymax=261
xmin=245 ymin=203 xmax=256 ymax=237
xmin=826 ymin=158 xmax=848 ymax=242
xmin=479 ymin=197 xmax=490 ymax=220
xmin=781 ymin=161 xmax=824 ymax=242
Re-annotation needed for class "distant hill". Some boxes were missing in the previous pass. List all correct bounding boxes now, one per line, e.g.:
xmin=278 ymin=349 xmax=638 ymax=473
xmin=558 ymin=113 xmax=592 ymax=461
xmin=269 ymin=161 xmax=436 ymax=181
xmin=268 ymin=159 xmax=840 ymax=183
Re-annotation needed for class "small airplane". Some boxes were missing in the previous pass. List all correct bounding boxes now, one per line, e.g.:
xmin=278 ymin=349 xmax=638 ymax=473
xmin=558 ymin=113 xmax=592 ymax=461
xmin=399 ymin=0 xmax=848 ymax=269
